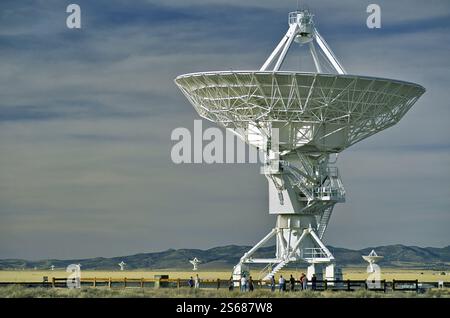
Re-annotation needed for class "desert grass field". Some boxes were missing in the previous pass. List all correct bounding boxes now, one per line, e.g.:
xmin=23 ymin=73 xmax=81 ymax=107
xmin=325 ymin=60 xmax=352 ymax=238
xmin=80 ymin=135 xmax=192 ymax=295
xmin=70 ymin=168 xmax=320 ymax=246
xmin=0 ymin=268 xmax=448 ymax=283
xmin=1 ymin=268 xmax=449 ymax=298
xmin=0 ymin=285 xmax=449 ymax=298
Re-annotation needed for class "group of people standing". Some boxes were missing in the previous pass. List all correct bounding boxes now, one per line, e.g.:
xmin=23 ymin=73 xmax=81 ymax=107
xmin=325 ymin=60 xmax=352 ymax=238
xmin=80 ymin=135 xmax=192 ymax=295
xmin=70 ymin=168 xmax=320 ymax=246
xmin=187 ymin=274 xmax=200 ymax=288
xmin=227 ymin=272 xmax=317 ymax=292
xmin=231 ymin=274 xmax=255 ymax=292
xmin=190 ymin=272 xmax=318 ymax=291
xmin=270 ymin=273 xmax=312 ymax=292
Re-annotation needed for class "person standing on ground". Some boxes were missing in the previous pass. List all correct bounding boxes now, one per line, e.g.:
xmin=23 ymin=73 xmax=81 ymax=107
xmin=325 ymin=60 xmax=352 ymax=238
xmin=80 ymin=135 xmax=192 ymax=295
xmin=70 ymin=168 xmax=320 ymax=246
xmin=301 ymin=273 xmax=307 ymax=290
xmin=270 ymin=275 xmax=275 ymax=292
xmin=249 ymin=276 xmax=254 ymax=292
xmin=289 ymin=274 xmax=296 ymax=291
xmin=194 ymin=274 xmax=200 ymax=289
xmin=279 ymin=275 xmax=285 ymax=292
xmin=311 ymin=274 xmax=317 ymax=291
xmin=240 ymin=274 xmax=247 ymax=292
xmin=228 ymin=276 xmax=234 ymax=291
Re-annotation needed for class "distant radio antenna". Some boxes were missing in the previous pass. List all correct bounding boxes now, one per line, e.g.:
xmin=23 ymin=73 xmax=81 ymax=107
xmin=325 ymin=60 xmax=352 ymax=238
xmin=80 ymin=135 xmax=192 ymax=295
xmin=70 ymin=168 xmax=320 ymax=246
xmin=362 ymin=250 xmax=383 ymax=273
xmin=189 ymin=258 xmax=201 ymax=271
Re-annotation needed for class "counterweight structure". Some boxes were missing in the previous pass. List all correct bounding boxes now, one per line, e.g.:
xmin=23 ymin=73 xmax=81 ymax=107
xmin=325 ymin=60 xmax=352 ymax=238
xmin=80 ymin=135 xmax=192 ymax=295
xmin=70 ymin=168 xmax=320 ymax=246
xmin=175 ymin=10 xmax=425 ymax=281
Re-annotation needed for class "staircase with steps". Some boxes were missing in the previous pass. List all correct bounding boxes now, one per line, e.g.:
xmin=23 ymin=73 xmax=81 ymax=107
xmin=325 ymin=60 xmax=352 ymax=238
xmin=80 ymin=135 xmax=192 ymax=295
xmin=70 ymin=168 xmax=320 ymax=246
xmin=317 ymin=206 xmax=333 ymax=239
xmin=263 ymin=260 xmax=287 ymax=281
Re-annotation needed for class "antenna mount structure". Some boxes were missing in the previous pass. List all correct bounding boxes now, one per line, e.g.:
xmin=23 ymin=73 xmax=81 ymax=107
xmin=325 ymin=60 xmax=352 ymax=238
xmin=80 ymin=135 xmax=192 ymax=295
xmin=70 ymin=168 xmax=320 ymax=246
xmin=175 ymin=10 xmax=425 ymax=282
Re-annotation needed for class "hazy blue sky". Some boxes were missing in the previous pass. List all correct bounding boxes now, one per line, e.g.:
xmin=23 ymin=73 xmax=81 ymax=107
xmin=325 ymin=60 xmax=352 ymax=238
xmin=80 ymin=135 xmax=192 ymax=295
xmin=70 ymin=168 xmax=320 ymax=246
xmin=0 ymin=0 xmax=449 ymax=260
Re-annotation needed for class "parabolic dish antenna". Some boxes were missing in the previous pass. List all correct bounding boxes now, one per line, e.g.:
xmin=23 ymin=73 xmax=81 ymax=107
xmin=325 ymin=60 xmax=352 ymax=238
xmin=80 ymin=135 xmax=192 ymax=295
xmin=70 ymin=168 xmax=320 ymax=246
xmin=189 ymin=258 xmax=201 ymax=271
xmin=362 ymin=250 xmax=384 ymax=272
xmin=118 ymin=261 xmax=126 ymax=271
xmin=175 ymin=10 xmax=425 ymax=281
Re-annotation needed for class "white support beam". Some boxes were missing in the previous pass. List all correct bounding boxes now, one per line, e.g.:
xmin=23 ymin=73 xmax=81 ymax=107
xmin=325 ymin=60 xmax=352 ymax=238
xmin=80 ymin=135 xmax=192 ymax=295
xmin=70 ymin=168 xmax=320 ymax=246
xmin=243 ymin=258 xmax=283 ymax=264
xmin=276 ymin=229 xmax=287 ymax=256
xmin=240 ymin=228 xmax=277 ymax=262
xmin=261 ymin=19 xmax=346 ymax=74
xmin=309 ymin=42 xmax=322 ymax=73
xmin=287 ymin=228 xmax=309 ymax=259
xmin=309 ymin=229 xmax=335 ymax=260
xmin=273 ymin=24 xmax=298 ymax=71
xmin=260 ymin=31 xmax=290 ymax=71
xmin=314 ymin=28 xmax=346 ymax=74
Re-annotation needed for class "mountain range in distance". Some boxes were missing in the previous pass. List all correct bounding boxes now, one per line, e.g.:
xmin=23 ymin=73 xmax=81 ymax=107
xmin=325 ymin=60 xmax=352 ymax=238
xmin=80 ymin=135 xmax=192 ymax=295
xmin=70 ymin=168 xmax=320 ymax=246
xmin=1 ymin=244 xmax=449 ymax=270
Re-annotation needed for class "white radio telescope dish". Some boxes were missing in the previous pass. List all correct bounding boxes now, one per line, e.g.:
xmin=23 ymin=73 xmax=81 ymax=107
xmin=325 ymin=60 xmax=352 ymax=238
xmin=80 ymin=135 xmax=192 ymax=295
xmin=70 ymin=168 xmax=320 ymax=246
xmin=189 ymin=258 xmax=201 ymax=271
xmin=362 ymin=250 xmax=384 ymax=272
xmin=175 ymin=9 xmax=425 ymax=282
xmin=118 ymin=261 xmax=126 ymax=271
